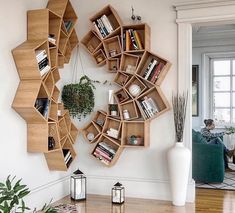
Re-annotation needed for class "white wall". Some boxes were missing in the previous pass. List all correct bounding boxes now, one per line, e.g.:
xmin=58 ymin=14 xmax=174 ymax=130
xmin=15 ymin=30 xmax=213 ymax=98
xmin=0 ymin=0 xmax=194 ymax=210
xmin=192 ymin=36 xmax=235 ymax=129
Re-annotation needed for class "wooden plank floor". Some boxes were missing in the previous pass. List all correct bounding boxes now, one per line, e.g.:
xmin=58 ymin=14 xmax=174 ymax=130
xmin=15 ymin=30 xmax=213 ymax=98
xmin=55 ymin=188 xmax=235 ymax=213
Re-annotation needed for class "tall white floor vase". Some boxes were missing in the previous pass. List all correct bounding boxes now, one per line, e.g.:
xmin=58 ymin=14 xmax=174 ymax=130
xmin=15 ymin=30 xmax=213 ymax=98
xmin=167 ymin=142 xmax=191 ymax=206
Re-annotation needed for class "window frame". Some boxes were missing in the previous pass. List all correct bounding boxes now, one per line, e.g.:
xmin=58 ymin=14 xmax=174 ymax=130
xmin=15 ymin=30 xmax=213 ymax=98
xmin=210 ymin=57 xmax=235 ymax=124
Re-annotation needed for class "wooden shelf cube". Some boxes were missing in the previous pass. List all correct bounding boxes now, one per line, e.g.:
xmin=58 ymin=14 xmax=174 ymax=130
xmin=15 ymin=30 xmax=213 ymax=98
xmin=103 ymin=117 xmax=122 ymax=140
xmin=90 ymin=5 xmax=122 ymax=40
xmin=43 ymin=72 xmax=54 ymax=98
xmin=49 ymin=48 xmax=58 ymax=68
xmin=103 ymin=36 xmax=122 ymax=58
xmin=119 ymin=100 xmax=139 ymax=121
xmin=136 ymin=86 xmax=170 ymax=120
xmin=122 ymin=23 xmax=150 ymax=53
xmin=136 ymin=51 xmax=172 ymax=86
xmin=92 ymin=110 xmax=107 ymax=131
xmin=107 ymin=58 xmax=120 ymax=72
xmin=120 ymin=53 xmax=140 ymax=74
xmin=12 ymin=80 xmax=49 ymax=123
xmin=58 ymin=117 xmax=68 ymax=139
xmin=58 ymin=30 xmax=68 ymax=55
xmin=124 ymin=75 xmax=147 ymax=98
xmin=69 ymin=28 xmax=79 ymax=50
xmin=48 ymin=99 xmax=58 ymax=121
xmin=93 ymin=48 xmax=107 ymax=66
xmin=83 ymin=121 xmax=101 ymax=143
xmin=52 ymin=85 xmax=60 ymax=102
xmin=48 ymin=122 xmax=61 ymax=151
xmin=114 ymin=88 xmax=130 ymax=104
xmin=113 ymin=71 xmax=130 ymax=87
xmin=12 ymin=40 xmax=51 ymax=80
xmin=51 ymin=68 xmax=60 ymax=83
xmin=121 ymin=121 xmax=150 ymax=147
xmin=92 ymin=134 xmax=123 ymax=167
xmin=81 ymin=30 xmax=102 ymax=54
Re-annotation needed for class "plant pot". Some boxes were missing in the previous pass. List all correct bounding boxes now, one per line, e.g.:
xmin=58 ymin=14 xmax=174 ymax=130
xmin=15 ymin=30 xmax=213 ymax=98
xmin=167 ymin=142 xmax=191 ymax=206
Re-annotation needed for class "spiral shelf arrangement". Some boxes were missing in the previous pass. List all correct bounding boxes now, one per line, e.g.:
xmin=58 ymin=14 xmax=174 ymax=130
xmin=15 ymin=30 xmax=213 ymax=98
xmin=81 ymin=5 xmax=172 ymax=167
xmin=12 ymin=0 xmax=79 ymax=171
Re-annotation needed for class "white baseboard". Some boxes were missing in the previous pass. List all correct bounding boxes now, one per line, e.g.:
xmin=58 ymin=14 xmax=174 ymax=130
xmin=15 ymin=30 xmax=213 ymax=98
xmin=87 ymin=175 xmax=195 ymax=203
xmin=24 ymin=174 xmax=195 ymax=210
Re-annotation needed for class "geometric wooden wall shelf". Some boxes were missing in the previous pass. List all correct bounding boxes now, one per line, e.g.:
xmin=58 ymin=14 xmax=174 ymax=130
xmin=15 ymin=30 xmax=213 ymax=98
xmin=11 ymin=0 xmax=79 ymax=171
xmin=81 ymin=5 xmax=172 ymax=167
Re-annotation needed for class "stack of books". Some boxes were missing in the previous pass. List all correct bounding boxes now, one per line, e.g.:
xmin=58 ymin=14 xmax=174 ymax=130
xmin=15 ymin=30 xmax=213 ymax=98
xmin=35 ymin=50 xmax=50 ymax=76
xmin=123 ymin=29 xmax=143 ymax=51
xmin=34 ymin=98 xmax=50 ymax=118
xmin=106 ymin=128 xmax=119 ymax=139
xmin=93 ymin=142 xmax=116 ymax=165
xmin=138 ymin=96 xmax=160 ymax=119
xmin=63 ymin=149 xmax=73 ymax=167
xmin=142 ymin=58 xmax=165 ymax=83
xmin=64 ymin=20 xmax=73 ymax=32
xmin=92 ymin=14 xmax=114 ymax=38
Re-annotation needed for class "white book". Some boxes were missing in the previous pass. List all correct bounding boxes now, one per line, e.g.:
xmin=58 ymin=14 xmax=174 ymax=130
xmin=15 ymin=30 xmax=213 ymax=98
xmin=101 ymin=14 xmax=113 ymax=33
xmin=144 ymin=59 xmax=158 ymax=80
xmin=146 ymin=97 xmax=159 ymax=113
xmin=65 ymin=155 xmax=72 ymax=164
xmin=64 ymin=151 xmax=71 ymax=162
xmin=40 ymin=65 xmax=51 ymax=76
xmin=37 ymin=54 xmax=48 ymax=64
xmin=99 ymin=142 xmax=116 ymax=154
xmin=97 ymin=18 xmax=108 ymax=36
xmin=35 ymin=50 xmax=46 ymax=59
xmin=92 ymin=22 xmax=103 ymax=39
xmin=142 ymin=100 xmax=154 ymax=117
xmin=48 ymin=37 xmax=56 ymax=45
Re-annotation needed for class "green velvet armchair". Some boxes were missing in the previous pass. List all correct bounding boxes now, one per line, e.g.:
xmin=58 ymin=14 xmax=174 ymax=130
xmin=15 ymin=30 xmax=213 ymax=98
xmin=192 ymin=129 xmax=225 ymax=183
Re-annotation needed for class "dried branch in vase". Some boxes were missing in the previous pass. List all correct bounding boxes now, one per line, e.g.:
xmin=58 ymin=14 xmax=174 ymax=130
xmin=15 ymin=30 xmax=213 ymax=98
xmin=172 ymin=92 xmax=188 ymax=142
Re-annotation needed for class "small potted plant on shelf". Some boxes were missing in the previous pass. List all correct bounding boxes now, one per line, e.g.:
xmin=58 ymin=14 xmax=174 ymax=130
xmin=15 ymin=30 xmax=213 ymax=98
xmin=109 ymin=104 xmax=118 ymax=116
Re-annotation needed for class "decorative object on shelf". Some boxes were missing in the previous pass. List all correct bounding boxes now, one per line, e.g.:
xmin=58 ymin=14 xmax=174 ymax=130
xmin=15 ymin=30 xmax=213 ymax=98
xmin=87 ymin=132 xmax=95 ymax=141
xmin=127 ymin=135 xmax=143 ymax=145
xmin=107 ymin=128 xmax=119 ymax=139
xmin=109 ymin=49 xmax=117 ymax=57
xmin=167 ymin=92 xmax=190 ymax=206
xmin=123 ymin=109 xmax=130 ymax=120
xmin=62 ymin=75 xmax=95 ymax=119
xmin=131 ymin=6 xmax=141 ymax=21
xmin=112 ymin=182 xmax=125 ymax=204
xmin=128 ymin=84 xmax=141 ymax=97
xmin=109 ymin=104 xmax=118 ymax=116
xmin=96 ymin=119 xmax=105 ymax=127
xmin=112 ymin=65 xmax=117 ymax=72
xmin=70 ymin=169 xmax=87 ymax=201
xmin=48 ymin=136 xmax=55 ymax=150
xmin=117 ymin=93 xmax=125 ymax=102
xmin=125 ymin=65 xmax=135 ymax=74
xmin=0 ymin=175 xmax=30 ymax=213
xmin=96 ymin=55 xmax=105 ymax=63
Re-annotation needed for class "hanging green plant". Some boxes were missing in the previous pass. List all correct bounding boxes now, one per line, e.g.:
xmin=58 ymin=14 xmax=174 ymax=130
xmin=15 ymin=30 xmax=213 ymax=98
xmin=62 ymin=75 xmax=95 ymax=119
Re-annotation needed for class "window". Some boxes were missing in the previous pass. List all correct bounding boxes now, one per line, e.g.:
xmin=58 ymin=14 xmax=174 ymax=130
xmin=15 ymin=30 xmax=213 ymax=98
xmin=211 ymin=58 xmax=235 ymax=124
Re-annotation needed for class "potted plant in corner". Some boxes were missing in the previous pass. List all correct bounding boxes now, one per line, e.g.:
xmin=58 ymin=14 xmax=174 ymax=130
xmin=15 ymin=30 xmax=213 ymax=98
xmin=0 ymin=175 xmax=30 ymax=213
xmin=167 ymin=92 xmax=191 ymax=206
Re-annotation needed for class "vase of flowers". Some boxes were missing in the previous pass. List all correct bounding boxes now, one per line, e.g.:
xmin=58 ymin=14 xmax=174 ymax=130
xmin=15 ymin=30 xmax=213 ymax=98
xmin=167 ymin=92 xmax=191 ymax=206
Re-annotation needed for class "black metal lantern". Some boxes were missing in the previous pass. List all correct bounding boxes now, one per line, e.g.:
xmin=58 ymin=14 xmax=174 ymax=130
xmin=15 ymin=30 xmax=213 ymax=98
xmin=70 ymin=169 xmax=86 ymax=201
xmin=112 ymin=182 xmax=125 ymax=204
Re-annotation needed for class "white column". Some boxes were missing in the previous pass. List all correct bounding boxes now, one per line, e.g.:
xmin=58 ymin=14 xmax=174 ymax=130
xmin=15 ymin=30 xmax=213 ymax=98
xmin=177 ymin=22 xmax=195 ymax=202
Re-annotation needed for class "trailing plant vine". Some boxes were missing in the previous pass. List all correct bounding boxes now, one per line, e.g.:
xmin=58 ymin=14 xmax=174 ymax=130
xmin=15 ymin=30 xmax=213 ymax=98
xmin=62 ymin=75 xmax=96 ymax=119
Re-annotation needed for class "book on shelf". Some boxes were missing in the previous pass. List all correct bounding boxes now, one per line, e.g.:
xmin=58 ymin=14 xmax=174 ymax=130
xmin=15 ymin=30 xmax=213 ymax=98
xmin=38 ymin=57 xmax=49 ymax=69
xmin=97 ymin=144 xmax=115 ymax=158
xmin=122 ymin=31 xmax=126 ymax=51
xmin=35 ymin=98 xmax=50 ymax=118
xmin=149 ymin=62 xmax=165 ymax=83
xmin=93 ymin=151 xmax=110 ymax=165
xmin=93 ymin=15 xmax=114 ymax=38
xmin=100 ymin=14 xmax=114 ymax=33
xmin=66 ymin=157 xmax=73 ymax=167
xmin=143 ymin=59 xmax=158 ymax=80
xmin=40 ymin=65 xmax=51 ymax=76
xmin=124 ymin=29 xmax=143 ymax=51
xmin=99 ymin=141 xmax=116 ymax=155
xmin=133 ymin=31 xmax=143 ymax=49
xmin=64 ymin=20 xmax=73 ymax=32
xmin=35 ymin=50 xmax=47 ymax=63
xmin=138 ymin=96 xmax=160 ymax=118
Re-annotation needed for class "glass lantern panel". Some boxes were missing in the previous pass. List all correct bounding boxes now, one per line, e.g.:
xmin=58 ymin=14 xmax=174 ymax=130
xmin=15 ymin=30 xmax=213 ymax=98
xmin=112 ymin=188 xmax=122 ymax=203
xmin=70 ymin=176 xmax=86 ymax=200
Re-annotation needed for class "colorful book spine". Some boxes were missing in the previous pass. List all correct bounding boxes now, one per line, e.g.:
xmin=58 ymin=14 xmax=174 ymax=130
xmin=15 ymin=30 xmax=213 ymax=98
xmin=150 ymin=62 xmax=165 ymax=83
xmin=133 ymin=30 xmax=143 ymax=49
xmin=101 ymin=14 xmax=114 ymax=33
xmin=144 ymin=59 xmax=158 ymax=79
xmin=125 ymin=30 xmax=131 ymax=51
